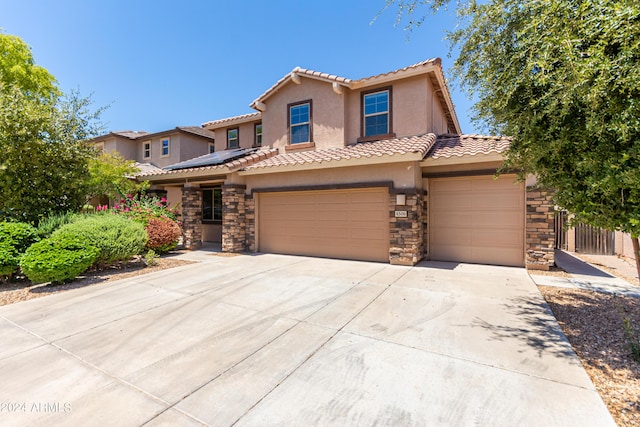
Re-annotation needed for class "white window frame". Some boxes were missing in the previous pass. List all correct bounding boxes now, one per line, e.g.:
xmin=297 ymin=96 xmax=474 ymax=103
xmin=227 ymin=128 xmax=239 ymax=149
xmin=363 ymin=89 xmax=390 ymax=137
xmin=161 ymin=138 xmax=170 ymax=157
xmin=254 ymin=123 xmax=262 ymax=146
xmin=289 ymin=101 xmax=311 ymax=145
xmin=143 ymin=141 xmax=151 ymax=159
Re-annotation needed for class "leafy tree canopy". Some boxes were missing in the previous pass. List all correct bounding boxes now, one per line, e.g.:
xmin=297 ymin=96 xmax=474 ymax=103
xmin=382 ymin=0 xmax=640 ymax=240
xmin=86 ymin=151 xmax=146 ymax=204
xmin=0 ymin=32 xmax=60 ymax=102
xmin=0 ymin=33 xmax=104 ymax=224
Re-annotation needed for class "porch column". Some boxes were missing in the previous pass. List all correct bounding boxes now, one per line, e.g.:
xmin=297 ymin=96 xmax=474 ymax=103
xmin=525 ymin=186 xmax=555 ymax=270
xmin=389 ymin=190 xmax=425 ymax=266
xmin=222 ymin=184 xmax=247 ymax=253
xmin=181 ymin=184 xmax=203 ymax=250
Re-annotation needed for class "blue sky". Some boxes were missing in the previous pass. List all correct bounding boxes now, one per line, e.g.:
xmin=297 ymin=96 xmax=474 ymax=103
xmin=1 ymin=0 xmax=479 ymax=134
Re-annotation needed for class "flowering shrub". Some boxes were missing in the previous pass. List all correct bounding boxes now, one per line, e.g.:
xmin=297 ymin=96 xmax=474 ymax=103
xmin=112 ymin=194 xmax=179 ymax=224
xmin=111 ymin=194 xmax=181 ymax=253
xmin=145 ymin=216 xmax=182 ymax=254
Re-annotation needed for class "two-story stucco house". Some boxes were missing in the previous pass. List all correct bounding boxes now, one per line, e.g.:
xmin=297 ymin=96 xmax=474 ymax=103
xmin=91 ymin=126 xmax=216 ymax=168
xmin=136 ymin=58 xmax=555 ymax=270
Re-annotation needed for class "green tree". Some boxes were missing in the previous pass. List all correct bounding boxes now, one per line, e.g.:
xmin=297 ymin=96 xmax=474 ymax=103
xmin=0 ymin=32 xmax=59 ymax=101
xmin=382 ymin=0 xmax=640 ymax=276
xmin=86 ymin=151 xmax=145 ymax=204
xmin=0 ymin=33 xmax=104 ymax=224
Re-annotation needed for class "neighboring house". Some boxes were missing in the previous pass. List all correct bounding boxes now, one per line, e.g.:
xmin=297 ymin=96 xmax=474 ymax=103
xmin=90 ymin=126 xmax=216 ymax=169
xmin=89 ymin=126 xmax=216 ymax=208
xmin=135 ymin=58 xmax=554 ymax=270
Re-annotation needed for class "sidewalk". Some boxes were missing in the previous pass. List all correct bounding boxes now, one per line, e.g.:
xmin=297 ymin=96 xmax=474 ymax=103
xmin=530 ymin=250 xmax=640 ymax=298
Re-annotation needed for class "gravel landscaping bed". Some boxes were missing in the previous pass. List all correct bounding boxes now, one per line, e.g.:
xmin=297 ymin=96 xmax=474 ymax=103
xmin=0 ymin=256 xmax=195 ymax=307
xmin=539 ymin=286 xmax=640 ymax=427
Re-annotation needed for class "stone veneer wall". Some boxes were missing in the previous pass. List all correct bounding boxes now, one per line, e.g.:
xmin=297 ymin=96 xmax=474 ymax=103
xmin=222 ymin=184 xmax=247 ymax=253
xmin=389 ymin=192 xmax=424 ymax=266
xmin=181 ymin=187 xmax=203 ymax=250
xmin=525 ymin=187 xmax=555 ymax=270
xmin=245 ymin=195 xmax=256 ymax=252
xmin=422 ymin=195 xmax=429 ymax=259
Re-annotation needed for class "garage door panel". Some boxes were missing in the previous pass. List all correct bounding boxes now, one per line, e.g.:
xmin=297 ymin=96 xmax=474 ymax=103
xmin=259 ymin=188 xmax=389 ymax=262
xmin=429 ymin=175 xmax=524 ymax=267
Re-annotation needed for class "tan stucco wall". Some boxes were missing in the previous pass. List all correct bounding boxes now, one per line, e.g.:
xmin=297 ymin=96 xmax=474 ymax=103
xmin=165 ymin=186 xmax=182 ymax=216
xmin=178 ymin=134 xmax=212 ymax=161
xmin=345 ymin=76 xmax=445 ymax=144
xmin=240 ymin=162 xmax=421 ymax=193
xmin=203 ymin=224 xmax=222 ymax=242
xmin=261 ymin=78 xmax=346 ymax=151
xmin=213 ymin=121 xmax=260 ymax=152
xmin=99 ymin=136 xmax=137 ymax=160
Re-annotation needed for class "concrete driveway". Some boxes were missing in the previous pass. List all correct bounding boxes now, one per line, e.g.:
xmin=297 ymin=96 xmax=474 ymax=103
xmin=0 ymin=253 xmax=614 ymax=426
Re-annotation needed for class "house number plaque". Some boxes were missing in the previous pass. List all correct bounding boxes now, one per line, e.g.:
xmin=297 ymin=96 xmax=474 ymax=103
xmin=394 ymin=211 xmax=408 ymax=218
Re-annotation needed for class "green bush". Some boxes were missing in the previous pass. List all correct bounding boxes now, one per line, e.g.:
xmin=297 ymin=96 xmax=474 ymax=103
xmin=0 ymin=241 xmax=20 ymax=277
xmin=0 ymin=222 xmax=39 ymax=253
xmin=52 ymin=214 xmax=147 ymax=267
xmin=36 ymin=211 xmax=79 ymax=239
xmin=20 ymin=236 xmax=99 ymax=284
xmin=0 ymin=222 xmax=39 ymax=279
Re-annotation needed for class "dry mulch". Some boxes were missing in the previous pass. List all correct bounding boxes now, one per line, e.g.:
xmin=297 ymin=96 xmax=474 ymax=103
xmin=539 ymin=286 xmax=640 ymax=427
xmin=0 ymin=256 xmax=194 ymax=307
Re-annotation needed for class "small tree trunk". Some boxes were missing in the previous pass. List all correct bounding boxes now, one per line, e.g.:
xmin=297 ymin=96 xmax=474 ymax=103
xmin=632 ymin=236 xmax=640 ymax=281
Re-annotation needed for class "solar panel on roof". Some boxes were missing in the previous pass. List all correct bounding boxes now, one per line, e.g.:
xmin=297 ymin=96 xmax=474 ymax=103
xmin=163 ymin=148 xmax=257 ymax=171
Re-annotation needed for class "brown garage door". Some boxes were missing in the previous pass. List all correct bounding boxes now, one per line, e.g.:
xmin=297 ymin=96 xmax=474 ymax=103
xmin=258 ymin=188 xmax=389 ymax=262
xmin=429 ymin=175 xmax=524 ymax=267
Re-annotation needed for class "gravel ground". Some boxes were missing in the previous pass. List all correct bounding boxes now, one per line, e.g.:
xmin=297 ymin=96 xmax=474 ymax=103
xmin=539 ymin=286 xmax=640 ymax=427
xmin=0 ymin=257 xmax=194 ymax=307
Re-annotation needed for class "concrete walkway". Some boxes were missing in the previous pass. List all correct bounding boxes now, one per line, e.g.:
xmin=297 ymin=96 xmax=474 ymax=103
xmin=531 ymin=250 xmax=640 ymax=298
xmin=0 ymin=253 xmax=615 ymax=426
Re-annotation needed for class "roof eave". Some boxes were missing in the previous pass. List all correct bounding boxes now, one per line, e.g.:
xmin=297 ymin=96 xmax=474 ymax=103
xmin=239 ymin=151 xmax=425 ymax=176
xmin=420 ymin=151 xmax=505 ymax=167
xmin=137 ymin=166 xmax=231 ymax=182
xmin=349 ymin=62 xmax=439 ymax=89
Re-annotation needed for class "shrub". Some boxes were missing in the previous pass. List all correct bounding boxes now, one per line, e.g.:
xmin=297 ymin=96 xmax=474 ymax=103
xmin=0 ymin=222 xmax=39 ymax=253
xmin=36 ymin=211 xmax=79 ymax=239
xmin=20 ymin=236 xmax=99 ymax=284
xmin=52 ymin=214 xmax=147 ymax=267
xmin=0 ymin=222 xmax=39 ymax=280
xmin=145 ymin=216 xmax=181 ymax=254
xmin=113 ymin=193 xmax=179 ymax=224
xmin=0 ymin=241 xmax=20 ymax=278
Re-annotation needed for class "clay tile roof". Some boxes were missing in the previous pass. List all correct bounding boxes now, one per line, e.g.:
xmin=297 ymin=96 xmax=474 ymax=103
xmin=353 ymin=58 xmax=441 ymax=86
xmin=246 ymin=133 xmax=437 ymax=170
xmin=429 ymin=134 xmax=512 ymax=159
xmin=136 ymin=148 xmax=279 ymax=178
xmin=202 ymin=112 xmax=262 ymax=128
xmin=112 ymin=130 xmax=149 ymax=139
xmin=176 ymin=126 xmax=216 ymax=140
xmin=250 ymin=67 xmax=352 ymax=108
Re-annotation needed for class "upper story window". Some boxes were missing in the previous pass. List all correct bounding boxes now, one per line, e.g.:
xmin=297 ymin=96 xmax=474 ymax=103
xmin=161 ymin=138 xmax=170 ymax=156
xmin=227 ymin=128 xmax=239 ymax=149
xmin=143 ymin=141 xmax=151 ymax=159
xmin=254 ymin=123 xmax=262 ymax=146
xmin=209 ymin=142 xmax=215 ymax=153
xmin=362 ymin=87 xmax=392 ymax=138
xmin=288 ymin=100 xmax=312 ymax=144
